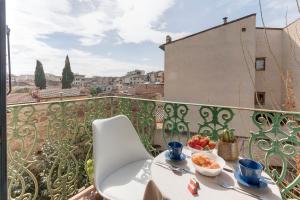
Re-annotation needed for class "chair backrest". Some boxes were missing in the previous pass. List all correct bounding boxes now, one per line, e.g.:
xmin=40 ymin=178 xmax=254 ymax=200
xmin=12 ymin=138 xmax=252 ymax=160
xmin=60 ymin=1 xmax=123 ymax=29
xmin=92 ymin=115 xmax=152 ymax=187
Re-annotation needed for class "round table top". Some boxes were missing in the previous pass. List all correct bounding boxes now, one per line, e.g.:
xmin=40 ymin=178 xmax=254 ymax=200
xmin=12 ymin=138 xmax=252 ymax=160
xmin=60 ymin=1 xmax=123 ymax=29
xmin=150 ymin=148 xmax=282 ymax=200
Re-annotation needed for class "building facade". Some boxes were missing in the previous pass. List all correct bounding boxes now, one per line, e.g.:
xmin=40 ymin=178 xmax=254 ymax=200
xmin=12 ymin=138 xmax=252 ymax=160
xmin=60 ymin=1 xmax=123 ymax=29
xmin=127 ymin=83 xmax=164 ymax=97
xmin=72 ymin=74 xmax=85 ymax=87
xmin=146 ymin=71 xmax=164 ymax=83
xmin=123 ymin=70 xmax=145 ymax=85
xmin=160 ymin=14 xmax=300 ymax=135
xmin=45 ymin=73 xmax=61 ymax=87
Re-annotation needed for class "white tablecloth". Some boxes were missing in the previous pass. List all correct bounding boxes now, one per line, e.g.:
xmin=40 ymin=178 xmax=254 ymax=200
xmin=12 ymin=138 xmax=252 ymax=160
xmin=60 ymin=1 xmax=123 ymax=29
xmin=149 ymin=148 xmax=282 ymax=200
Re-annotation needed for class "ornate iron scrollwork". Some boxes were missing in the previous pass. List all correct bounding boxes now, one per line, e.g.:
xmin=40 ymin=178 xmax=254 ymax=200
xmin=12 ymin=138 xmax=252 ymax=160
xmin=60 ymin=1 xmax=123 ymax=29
xmin=249 ymin=111 xmax=300 ymax=198
xmin=163 ymin=103 xmax=189 ymax=144
xmin=7 ymin=105 xmax=38 ymax=200
xmin=198 ymin=106 xmax=234 ymax=141
xmin=136 ymin=100 xmax=158 ymax=155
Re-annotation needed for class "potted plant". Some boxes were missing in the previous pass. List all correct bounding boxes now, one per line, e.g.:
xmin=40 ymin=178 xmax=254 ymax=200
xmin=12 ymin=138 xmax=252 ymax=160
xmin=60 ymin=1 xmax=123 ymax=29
xmin=217 ymin=129 xmax=239 ymax=161
xmin=81 ymin=159 xmax=102 ymax=200
xmin=86 ymin=159 xmax=94 ymax=184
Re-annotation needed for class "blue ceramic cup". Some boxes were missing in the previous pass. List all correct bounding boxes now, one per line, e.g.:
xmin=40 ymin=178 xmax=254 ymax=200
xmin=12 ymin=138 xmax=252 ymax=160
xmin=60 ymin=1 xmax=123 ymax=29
xmin=168 ymin=141 xmax=183 ymax=160
xmin=239 ymin=159 xmax=263 ymax=185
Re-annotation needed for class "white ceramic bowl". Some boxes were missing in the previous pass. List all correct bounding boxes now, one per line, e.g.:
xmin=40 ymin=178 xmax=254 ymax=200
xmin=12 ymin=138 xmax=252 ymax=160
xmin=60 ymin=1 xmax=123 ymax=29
xmin=191 ymin=151 xmax=225 ymax=177
xmin=187 ymin=145 xmax=214 ymax=153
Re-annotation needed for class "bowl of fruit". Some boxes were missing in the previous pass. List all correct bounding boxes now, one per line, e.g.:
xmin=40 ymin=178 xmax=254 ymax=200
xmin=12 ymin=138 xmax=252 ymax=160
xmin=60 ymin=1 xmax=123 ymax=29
xmin=187 ymin=135 xmax=217 ymax=153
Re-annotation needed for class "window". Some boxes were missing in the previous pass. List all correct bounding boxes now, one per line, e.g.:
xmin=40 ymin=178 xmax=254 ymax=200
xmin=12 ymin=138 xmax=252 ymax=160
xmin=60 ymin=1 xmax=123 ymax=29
xmin=255 ymin=58 xmax=265 ymax=71
xmin=242 ymin=27 xmax=246 ymax=32
xmin=255 ymin=92 xmax=265 ymax=105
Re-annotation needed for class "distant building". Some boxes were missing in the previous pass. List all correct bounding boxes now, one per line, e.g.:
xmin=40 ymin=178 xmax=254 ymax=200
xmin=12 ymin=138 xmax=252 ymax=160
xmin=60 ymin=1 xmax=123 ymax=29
xmin=156 ymin=71 xmax=164 ymax=83
xmin=15 ymin=75 xmax=34 ymax=86
xmin=103 ymin=85 xmax=113 ymax=93
xmin=83 ymin=77 xmax=96 ymax=87
xmin=130 ymin=76 xmax=145 ymax=85
xmin=90 ymin=76 xmax=115 ymax=86
xmin=123 ymin=70 xmax=146 ymax=85
xmin=72 ymin=74 xmax=85 ymax=87
xmin=146 ymin=72 xmax=156 ymax=83
xmin=146 ymin=71 xmax=164 ymax=83
xmin=128 ymin=83 xmax=164 ymax=97
xmin=126 ymin=69 xmax=145 ymax=76
xmin=16 ymin=74 xmax=34 ymax=82
xmin=114 ymin=83 xmax=124 ymax=91
xmin=45 ymin=73 xmax=61 ymax=87
xmin=32 ymin=88 xmax=89 ymax=102
xmin=113 ymin=77 xmax=123 ymax=85
xmin=6 ymin=74 xmax=17 ymax=86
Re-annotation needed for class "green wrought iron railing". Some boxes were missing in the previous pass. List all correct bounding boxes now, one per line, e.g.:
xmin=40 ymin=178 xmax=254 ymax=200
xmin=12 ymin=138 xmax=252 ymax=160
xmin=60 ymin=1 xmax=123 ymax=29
xmin=6 ymin=96 xmax=300 ymax=199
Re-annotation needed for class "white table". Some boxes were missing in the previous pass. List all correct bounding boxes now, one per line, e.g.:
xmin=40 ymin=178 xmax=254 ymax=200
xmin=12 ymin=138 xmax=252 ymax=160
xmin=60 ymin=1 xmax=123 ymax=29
xmin=150 ymin=148 xmax=282 ymax=200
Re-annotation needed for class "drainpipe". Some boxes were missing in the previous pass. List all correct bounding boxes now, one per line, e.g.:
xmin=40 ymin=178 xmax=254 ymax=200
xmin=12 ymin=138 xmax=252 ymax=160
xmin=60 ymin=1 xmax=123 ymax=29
xmin=0 ymin=0 xmax=8 ymax=199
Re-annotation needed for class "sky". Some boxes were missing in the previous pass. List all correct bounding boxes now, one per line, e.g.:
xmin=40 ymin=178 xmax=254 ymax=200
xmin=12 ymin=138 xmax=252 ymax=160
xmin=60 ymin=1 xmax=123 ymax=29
xmin=6 ymin=0 xmax=300 ymax=77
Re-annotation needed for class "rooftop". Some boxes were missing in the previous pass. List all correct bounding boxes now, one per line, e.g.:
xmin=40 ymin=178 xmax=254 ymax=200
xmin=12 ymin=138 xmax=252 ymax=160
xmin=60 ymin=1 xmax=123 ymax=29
xmin=159 ymin=13 xmax=296 ymax=50
xmin=37 ymin=88 xmax=88 ymax=99
xmin=7 ymin=93 xmax=36 ymax=105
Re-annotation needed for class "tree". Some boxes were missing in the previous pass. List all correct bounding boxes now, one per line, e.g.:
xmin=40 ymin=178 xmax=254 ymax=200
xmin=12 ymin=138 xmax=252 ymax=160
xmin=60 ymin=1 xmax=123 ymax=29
xmin=61 ymin=55 xmax=74 ymax=89
xmin=89 ymin=86 xmax=102 ymax=97
xmin=34 ymin=60 xmax=46 ymax=89
xmin=283 ymin=70 xmax=296 ymax=111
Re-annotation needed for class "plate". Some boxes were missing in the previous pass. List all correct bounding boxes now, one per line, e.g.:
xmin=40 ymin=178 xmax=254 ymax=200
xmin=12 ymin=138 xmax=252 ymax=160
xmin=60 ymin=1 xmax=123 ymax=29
xmin=234 ymin=170 xmax=268 ymax=189
xmin=165 ymin=151 xmax=186 ymax=162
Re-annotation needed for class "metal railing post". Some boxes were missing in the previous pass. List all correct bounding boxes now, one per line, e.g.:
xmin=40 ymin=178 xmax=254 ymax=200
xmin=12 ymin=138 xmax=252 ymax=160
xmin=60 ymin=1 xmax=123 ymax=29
xmin=110 ymin=97 xmax=114 ymax=117
xmin=0 ymin=0 xmax=7 ymax=199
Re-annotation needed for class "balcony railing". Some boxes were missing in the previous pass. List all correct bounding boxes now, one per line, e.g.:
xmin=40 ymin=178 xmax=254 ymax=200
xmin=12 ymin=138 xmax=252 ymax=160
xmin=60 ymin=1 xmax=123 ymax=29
xmin=7 ymin=96 xmax=300 ymax=199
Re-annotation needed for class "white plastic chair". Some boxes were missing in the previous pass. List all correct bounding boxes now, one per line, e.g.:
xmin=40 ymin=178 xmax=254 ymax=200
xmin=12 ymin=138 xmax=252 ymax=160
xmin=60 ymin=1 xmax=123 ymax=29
xmin=92 ymin=115 xmax=153 ymax=200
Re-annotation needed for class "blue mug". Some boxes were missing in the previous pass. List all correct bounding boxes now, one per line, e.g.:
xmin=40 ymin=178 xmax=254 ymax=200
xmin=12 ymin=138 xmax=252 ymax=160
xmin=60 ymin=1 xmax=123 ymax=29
xmin=239 ymin=159 xmax=263 ymax=185
xmin=168 ymin=141 xmax=183 ymax=160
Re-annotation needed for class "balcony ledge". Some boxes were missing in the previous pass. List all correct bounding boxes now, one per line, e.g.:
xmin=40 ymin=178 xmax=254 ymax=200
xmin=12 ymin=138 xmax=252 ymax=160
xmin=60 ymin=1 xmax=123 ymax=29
xmin=68 ymin=185 xmax=102 ymax=200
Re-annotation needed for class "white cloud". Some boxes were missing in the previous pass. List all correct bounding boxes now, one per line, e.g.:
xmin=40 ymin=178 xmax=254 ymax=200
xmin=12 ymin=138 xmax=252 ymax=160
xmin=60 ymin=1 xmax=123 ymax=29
xmin=7 ymin=0 xmax=183 ymax=76
xmin=113 ymin=0 xmax=187 ymax=43
xmin=7 ymin=0 xmax=185 ymax=46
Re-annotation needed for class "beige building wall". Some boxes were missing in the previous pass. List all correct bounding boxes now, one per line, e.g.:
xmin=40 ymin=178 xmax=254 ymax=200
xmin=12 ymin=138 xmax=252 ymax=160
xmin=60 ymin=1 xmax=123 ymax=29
xmin=282 ymin=20 xmax=300 ymax=110
xmin=255 ymin=28 xmax=283 ymax=110
xmin=254 ymin=20 xmax=300 ymax=111
xmin=164 ymin=15 xmax=256 ymax=136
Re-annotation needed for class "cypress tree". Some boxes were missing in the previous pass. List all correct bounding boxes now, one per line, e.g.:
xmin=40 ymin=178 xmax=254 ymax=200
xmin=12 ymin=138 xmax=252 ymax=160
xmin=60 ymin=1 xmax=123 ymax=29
xmin=34 ymin=60 xmax=46 ymax=89
xmin=61 ymin=55 xmax=74 ymax=89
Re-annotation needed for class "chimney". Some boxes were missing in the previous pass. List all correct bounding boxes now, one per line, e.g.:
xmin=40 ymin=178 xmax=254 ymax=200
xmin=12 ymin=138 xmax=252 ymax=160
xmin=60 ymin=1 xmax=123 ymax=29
xmin=223 ymin=17 xmax=228 ymax=24
xmin=166 ymin=35 xmax=172 ymax=43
